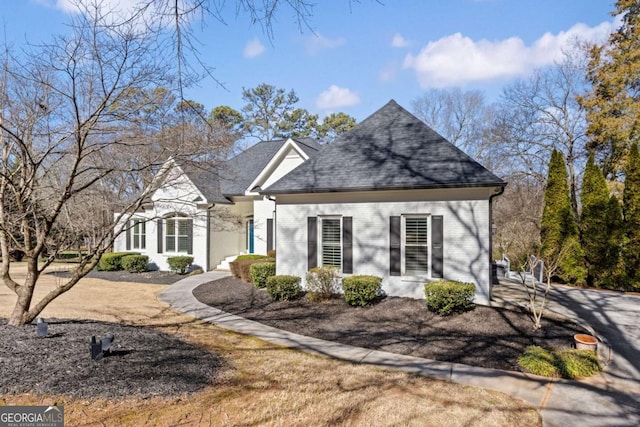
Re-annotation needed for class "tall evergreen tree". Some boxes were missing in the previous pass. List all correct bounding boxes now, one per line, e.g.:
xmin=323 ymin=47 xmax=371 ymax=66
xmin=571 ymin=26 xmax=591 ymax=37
xmin=623 ymin=143 xmax=640 ymax=289
xmin=579 ymin=0 xmax=640 ymax=178
xmin=581 ymin=154 xmax=617 ymax=287
xmin=540 ymin=150 xmax=586 ymax=284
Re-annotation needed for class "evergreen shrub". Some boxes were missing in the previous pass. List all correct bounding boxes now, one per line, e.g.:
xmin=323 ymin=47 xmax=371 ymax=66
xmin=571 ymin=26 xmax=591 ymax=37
xmin=266 ymin=275 xmax=301 ymax=301
xmin=98 ymin=252 xmax=139 ymax=271
xmin=424 ymin=280 xmax=475 ymax=315
xmin=121 ymin=254 xmax=149 ymax=273
xmin=250 ymin=262 xmax=276 ymax=288
xmin=167 ymin=256 xmax=194 ymax=274
xmin=341 ymin=275 xmax=382 ymax=306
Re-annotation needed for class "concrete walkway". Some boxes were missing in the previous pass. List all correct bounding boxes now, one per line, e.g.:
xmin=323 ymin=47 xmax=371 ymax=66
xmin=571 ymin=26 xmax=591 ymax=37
xmin=159 ymin=272 xmax=640 ymax=427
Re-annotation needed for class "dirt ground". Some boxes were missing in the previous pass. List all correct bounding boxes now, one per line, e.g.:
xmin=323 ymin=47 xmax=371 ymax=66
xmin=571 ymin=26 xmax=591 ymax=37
xmin=0 ymin=264 xmax=541 ymax=426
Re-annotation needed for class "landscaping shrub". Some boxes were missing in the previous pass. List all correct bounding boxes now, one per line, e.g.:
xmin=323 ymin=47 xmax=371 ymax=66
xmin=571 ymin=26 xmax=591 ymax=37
xmin=167 ymin=256 xmax=194 ymax=274
xmin=424 ymin=280 xmax=475 ymax=316
xmin=266 ymin=275 xmax=301 ymax=301
xmin=518 ymin=345 xmax=601 ymax=379
xmin=121 ymin=255 xmax=149 ymax=273
xmin=267 ymin=249 xmax=276 ymax=258
xmin=98 ymin=252 xmax=139 ymax=271
xmin=238 ymin=259 xmax=272 ymax=283
xmin=341 ymin=275 xmax=382 ymax=306
xmin=229 ymin=254 xmax=268 ymax=278
xmin=305 ymin=266 xmax=340 ymax=301
xmin=250 ymin=262 xmax=276 ymax=288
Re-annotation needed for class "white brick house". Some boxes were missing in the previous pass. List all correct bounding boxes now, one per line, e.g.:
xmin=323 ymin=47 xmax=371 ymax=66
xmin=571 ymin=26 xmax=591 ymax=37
xmin=263 ymin=100 xmax=506 ymax=304
xmin=114 ymin=100 xmax=505 ymax=304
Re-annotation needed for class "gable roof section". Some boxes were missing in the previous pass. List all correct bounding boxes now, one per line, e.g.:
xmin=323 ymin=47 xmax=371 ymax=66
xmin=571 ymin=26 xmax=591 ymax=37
xmin=220 ymin=138 xmax=321 ymax=196
xmin=179 ymin=161 xmax=232 ymax=204
xmin=263 ymin=100 xmax=506 ymax=194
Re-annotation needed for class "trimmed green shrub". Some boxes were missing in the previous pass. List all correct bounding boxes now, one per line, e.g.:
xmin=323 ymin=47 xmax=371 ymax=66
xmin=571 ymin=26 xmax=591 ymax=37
xmin=98 ymin=252 xmax=139 ymax=271
xmin=341 ymin=275 xmax=382 ymax=306
xmin=121 ymin=255 xmax=149 ymax=273
xmin=424 ymin=280 xmax=475 ymax=316
xmin=229 ymin=254 xmax=268 ymax=278
xmin=305 ymin=266 xmax=340 ymax=301
xmin=267 ymin=249 xmax=276 ymax=258
xmin=167 ymin=256 xmax=194 ymax=274
xmin=266 ymin=275 xmax=301 ymax=301
xmin=518 ymin=345 xmax=601 ymax=379
xmin=250 ymin=262 xmax=276 ymax=288
xmin=237 ymin=259 xmax=272 ymax=283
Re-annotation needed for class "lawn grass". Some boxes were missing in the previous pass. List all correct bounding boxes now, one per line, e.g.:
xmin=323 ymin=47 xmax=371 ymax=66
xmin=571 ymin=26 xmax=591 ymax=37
xmin=1 ymin=313 xmax=541 ymax=426
xmin=0 ymin=266 xmax=541 ymax=426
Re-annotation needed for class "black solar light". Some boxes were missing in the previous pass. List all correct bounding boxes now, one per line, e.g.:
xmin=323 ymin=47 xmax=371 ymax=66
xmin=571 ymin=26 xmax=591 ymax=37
xmin=90 ymin=336 xmax=103 ymax=360
xmin=36 ymin=318 xmax=48 ymax=337
xmin=101 ymin=332 xmax=115 ymax=355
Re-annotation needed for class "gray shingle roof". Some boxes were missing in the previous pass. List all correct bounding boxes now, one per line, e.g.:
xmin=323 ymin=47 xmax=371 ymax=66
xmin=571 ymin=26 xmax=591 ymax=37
xmin=179 ymin=161 xmax=232 ymax=204
xmin=263 ymin=100 xmax=506 ymax=194
xmin=175 ymin=138 xmax=323 ymax=201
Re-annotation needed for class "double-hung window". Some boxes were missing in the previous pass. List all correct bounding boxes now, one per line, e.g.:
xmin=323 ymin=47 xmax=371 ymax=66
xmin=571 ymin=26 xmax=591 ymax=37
xmin=307 ymin=216 xmax=352 ymax=273
xmin=164 ymin=216 xmax=191 ymax=253
xmin=390 ymin=214 xmax=442 ymax=278
xmin=403 ymin=216 xmax=429 ymax=275
xmin=132 ymin=219 xmax=146 ymax=250
xmin=321 ymin=217 xmax=342 ymax=269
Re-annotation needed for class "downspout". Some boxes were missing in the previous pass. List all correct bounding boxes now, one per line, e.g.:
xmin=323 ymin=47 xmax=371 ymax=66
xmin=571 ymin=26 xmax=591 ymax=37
xmin=206 ymin=204 xmax=214 ymax=271
xmin=488 ymin=185 xmax=506 ymax=301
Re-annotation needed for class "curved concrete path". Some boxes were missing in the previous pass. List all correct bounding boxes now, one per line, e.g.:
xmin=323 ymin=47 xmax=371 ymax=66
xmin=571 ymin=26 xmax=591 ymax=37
xmin=159 ymin=272 xmax=640 ymax=427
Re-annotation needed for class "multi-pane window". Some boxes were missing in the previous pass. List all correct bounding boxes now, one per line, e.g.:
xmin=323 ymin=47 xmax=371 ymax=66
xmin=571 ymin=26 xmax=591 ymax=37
xmin=165 ymin=217 xmax=190 ymax=253
xmin=321 ymin=218 xmax=342 ymax=269
xmin=132 ymin=219 xmax=146 ymax=250
xmin=404 ymin=216 xmax=429 ymax=275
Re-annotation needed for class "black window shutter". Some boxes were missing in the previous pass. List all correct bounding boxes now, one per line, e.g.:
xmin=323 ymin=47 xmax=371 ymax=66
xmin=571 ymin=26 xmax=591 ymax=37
xmin=390 ymin=216 xmax=401 ymax=276
xmin=432 ymin=215 xmax=444 ymax=278
xmin=157 ymin=219 xmax=163 ymax=253
xmin=342 ymin=217 xmax=353 ymax=274
xmin=187 ymin=219 xmax=193 ymax=255
xmin=125 ymin=221 xmax=131 ymax=251
xmin=141 ymin=222 xmax=146 ymax=249
xmin=307 ymin=217 xmax=317 ymax=270
xmin=267 ymin=218 xmax=274 ymax=252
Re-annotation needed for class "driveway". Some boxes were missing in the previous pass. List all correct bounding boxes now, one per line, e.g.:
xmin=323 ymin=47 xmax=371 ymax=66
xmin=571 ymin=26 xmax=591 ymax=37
xmin=493 ymin=279 xmax=640 ymax=426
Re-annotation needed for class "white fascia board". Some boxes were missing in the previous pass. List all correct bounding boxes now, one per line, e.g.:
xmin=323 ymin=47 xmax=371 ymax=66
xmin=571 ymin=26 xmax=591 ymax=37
xmin=150 ymin=158 xmax=209 ymax=204
xmin=244 ymin=138 xmax=309 ymax=196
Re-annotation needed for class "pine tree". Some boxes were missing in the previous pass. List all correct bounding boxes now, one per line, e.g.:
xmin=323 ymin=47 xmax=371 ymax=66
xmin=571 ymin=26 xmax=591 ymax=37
xmin=623 ymin=143 xmax=640 ymax=289
xmin=581 ymin=154 xmax=615 ymax=287
xmin=603 ymin=195 xmax=625 ymax=289
xmin=579 ymin=0 xmax=640 ymax=178
xmin=540 ymin=150 xmax=586 ymax=284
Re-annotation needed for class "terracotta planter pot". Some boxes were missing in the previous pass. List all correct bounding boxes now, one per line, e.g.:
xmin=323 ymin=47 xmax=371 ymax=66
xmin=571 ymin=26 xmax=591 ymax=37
xmin=574 ymin=334 xmax=598 ymax=351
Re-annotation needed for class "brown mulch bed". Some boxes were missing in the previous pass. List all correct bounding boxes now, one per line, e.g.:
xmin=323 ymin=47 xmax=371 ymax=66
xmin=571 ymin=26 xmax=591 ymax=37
xmin=0 ymin=319 xmax=221 ymax=398
xmin=49 ymin=269 xmax=185 ymax=285
xmin=193 ymin=276 xmax=588 ymax=372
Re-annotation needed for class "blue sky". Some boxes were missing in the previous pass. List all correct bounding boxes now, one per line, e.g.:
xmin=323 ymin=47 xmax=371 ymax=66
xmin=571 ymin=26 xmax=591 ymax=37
xmin=2 ymin=0 xmax=618 ymax=121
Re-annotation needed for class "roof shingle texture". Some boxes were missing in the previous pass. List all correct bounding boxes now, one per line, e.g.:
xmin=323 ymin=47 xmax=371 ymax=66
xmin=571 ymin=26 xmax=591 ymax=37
xmin=264 ymin=100 xmax=505 ymax=194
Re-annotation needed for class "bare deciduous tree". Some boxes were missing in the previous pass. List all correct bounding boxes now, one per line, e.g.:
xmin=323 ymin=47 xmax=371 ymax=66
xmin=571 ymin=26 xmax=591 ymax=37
xmin=0 ymin=2 xmax=222 ymax=326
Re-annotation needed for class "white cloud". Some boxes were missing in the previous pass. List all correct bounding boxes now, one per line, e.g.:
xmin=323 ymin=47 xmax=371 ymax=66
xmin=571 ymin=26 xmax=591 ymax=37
xmin=304 ymin=33 xmax=346 ymax=55
xmin=379 ymin=61 xmax=399 ymax=82
xmin=316 ymin=85 xmax=360 ymax=110
xmin=243 ymin=38 xmax=265 ymax=58
xmin=403 ymin=21 xmax=616 ymax=88
xmin=391 ymin=33 xmax=409 ymax=48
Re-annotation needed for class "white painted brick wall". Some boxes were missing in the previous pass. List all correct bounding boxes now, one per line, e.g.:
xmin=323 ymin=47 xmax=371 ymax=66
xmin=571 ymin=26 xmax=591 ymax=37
xmin=275 ymin=189 xmax=493 ymax=304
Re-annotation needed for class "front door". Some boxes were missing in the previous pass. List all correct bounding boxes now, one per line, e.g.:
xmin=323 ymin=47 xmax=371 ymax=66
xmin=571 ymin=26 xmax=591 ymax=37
xmin=247 ymin=219 xmax=254 ymax=253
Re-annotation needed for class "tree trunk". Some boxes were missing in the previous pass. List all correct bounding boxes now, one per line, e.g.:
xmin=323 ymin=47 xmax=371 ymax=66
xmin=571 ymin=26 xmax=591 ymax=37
xmin=8 ymin=257 xmax=39 ymax=326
